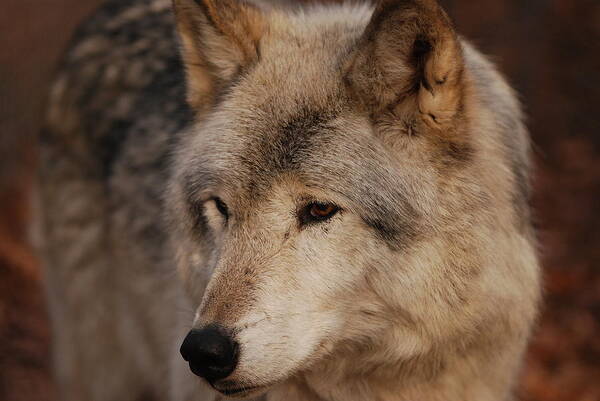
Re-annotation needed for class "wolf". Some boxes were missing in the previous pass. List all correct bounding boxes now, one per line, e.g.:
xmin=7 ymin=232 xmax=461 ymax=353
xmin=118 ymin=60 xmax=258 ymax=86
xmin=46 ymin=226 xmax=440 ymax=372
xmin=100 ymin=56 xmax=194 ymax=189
xmin=38 ymin=0 xmax=541 ymax=400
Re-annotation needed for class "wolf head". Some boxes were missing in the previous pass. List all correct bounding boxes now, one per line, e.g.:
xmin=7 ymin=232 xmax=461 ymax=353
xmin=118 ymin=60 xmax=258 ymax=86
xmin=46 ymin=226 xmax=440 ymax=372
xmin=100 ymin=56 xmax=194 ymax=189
xmin=167 ymin=0 xmax=539 ymax=398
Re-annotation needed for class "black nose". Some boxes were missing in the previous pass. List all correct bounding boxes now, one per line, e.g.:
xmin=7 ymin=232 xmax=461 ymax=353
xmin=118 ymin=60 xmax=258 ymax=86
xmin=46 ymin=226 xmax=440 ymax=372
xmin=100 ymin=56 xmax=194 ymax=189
xmin=180 ymin=326 xmax=239 ymax=382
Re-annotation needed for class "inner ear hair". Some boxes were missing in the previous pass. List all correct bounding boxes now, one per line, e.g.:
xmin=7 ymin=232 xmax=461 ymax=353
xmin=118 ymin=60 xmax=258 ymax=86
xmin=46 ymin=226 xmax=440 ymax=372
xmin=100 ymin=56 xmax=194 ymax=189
xmin=345 ymin=0 xmax=465 ymax=132
xmin=172 ymin=0 xmax=266 ymax=110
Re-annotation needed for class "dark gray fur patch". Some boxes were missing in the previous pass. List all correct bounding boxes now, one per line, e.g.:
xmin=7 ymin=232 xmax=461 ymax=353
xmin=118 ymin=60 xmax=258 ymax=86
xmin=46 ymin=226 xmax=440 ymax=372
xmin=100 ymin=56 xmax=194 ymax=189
xmin=265 ymin=108 xmax=335 ymax=171
xmin=311 ymin=149 xmax=421 ymax=249
xmin=44 ymin=0 xmax=193 ymax=178
xmin=432 ymin=135 xmax=474 ymax=170
xmin=230 ymin=106 xmax=338 ymax=196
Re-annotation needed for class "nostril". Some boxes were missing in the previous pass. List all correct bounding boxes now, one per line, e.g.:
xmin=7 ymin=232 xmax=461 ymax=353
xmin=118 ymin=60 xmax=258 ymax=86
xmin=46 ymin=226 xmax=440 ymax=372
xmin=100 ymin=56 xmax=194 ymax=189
xmin=180 ymin=326 xmax=239 ymax=382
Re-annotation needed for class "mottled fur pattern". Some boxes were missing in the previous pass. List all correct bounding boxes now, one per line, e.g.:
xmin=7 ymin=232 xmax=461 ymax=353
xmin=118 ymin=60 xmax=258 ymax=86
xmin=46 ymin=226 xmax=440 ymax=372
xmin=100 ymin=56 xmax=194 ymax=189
xmin=38 ymin=0 xmax=540 ymax=401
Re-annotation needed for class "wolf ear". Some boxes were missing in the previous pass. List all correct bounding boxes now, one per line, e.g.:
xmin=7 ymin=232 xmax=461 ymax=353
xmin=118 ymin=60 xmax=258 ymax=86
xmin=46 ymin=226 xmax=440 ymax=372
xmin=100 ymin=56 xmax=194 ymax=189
xmin=172 ymin=0 xmax=265 ymax=110
xmin=345 ymin=0 xmax=464 ymax=130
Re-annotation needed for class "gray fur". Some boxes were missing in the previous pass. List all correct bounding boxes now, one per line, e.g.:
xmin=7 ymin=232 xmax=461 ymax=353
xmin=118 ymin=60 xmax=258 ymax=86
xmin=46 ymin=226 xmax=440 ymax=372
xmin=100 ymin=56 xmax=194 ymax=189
xmin=38 ymin=1 xmax=540 ymax=401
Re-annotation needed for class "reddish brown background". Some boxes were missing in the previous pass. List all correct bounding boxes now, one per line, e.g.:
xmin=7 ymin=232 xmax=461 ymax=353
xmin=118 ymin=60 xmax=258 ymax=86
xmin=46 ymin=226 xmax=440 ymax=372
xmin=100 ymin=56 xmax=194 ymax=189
xmin=0 ymin=1 xmax=598 ymax=400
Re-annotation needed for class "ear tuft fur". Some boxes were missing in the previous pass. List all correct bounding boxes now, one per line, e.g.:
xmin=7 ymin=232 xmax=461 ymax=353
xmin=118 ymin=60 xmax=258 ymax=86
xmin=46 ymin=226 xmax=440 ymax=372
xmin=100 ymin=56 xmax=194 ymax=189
xmin=172 ymin=0 xmax=265 ymax=110
xmin=345 ymin=0 xmax=465 ymax=131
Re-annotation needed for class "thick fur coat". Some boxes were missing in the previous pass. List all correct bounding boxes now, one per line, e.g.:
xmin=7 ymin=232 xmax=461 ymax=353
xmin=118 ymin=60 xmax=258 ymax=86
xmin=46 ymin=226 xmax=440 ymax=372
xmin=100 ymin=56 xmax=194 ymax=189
xmin=38 ymin=0 xmax=540 ymax=400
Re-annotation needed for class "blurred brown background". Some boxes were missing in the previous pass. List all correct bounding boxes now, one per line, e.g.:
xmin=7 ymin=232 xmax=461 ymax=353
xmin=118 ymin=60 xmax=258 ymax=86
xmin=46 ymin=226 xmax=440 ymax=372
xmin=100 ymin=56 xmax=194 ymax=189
xmin=0 ymin=0 xmax=598 ymax=400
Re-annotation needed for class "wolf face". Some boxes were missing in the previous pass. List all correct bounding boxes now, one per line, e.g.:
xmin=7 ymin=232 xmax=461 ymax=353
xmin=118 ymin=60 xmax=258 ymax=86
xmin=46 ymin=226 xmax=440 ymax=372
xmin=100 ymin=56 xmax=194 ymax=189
xmin=167 ymin=0 xmax=539 ymax=399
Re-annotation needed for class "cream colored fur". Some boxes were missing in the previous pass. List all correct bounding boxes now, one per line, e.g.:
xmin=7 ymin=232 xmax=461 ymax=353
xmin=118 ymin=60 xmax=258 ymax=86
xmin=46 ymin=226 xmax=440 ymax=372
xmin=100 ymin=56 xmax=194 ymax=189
xmin=40 ymin=1 xmax=540 ymax=401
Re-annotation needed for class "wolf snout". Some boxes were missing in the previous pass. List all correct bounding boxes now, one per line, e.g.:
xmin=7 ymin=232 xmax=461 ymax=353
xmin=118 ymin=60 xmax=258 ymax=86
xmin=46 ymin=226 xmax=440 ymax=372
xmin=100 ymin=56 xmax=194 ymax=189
xmin=180 ymin=325 xmax=239 ymax=383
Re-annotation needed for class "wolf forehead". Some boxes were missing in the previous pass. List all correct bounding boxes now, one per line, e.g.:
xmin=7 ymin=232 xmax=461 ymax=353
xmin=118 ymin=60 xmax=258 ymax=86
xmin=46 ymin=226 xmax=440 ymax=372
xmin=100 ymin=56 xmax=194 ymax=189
xmin=178 ymin=99 xmax=419 ymax=243
xmin=171 ymin=5 xmax=424 ymax=244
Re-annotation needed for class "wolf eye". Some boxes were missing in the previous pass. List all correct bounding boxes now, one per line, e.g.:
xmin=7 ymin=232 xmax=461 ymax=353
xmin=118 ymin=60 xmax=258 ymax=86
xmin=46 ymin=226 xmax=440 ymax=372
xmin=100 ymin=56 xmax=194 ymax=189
xmin=300 ymin=202 xmax=340 ymax=225
xmin=310 ymin=203 xmax=337 ymax=218
xmin=213 ymin=197 xmax=229 ymax=220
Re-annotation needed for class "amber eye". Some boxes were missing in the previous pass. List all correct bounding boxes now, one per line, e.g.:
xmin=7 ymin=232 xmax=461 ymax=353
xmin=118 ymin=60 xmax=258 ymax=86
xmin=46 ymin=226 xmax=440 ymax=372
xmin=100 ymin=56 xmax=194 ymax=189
xmin=300 ymin=201 xmax=340 ymax=225
xmin=310 ymin=203 xmax=337 ymax=218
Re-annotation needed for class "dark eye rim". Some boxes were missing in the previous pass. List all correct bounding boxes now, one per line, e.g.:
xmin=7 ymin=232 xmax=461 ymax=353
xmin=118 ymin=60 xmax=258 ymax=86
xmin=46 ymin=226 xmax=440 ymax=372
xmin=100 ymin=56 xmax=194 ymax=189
xmin=212 ymin=197 xmax=229 ymax=221
xmin=299 ymin=201 xmax=341 ymax=226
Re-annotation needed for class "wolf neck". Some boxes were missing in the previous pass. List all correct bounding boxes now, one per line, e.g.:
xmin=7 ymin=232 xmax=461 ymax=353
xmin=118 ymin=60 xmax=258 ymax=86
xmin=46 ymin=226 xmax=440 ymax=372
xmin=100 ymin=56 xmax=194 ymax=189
xmin=270 ymin=336 xmax=519 ymax=401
